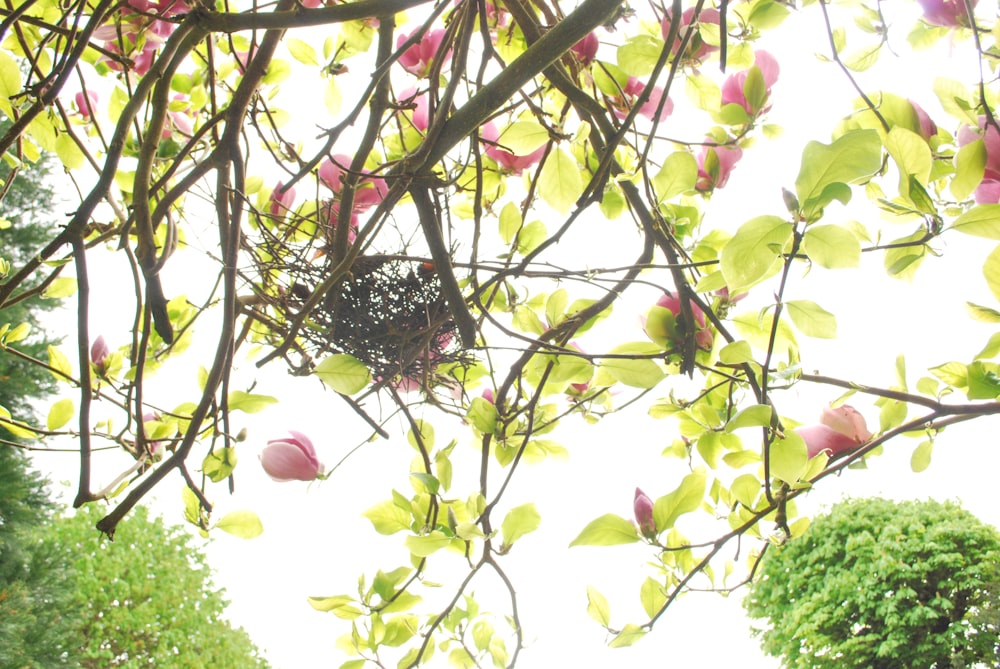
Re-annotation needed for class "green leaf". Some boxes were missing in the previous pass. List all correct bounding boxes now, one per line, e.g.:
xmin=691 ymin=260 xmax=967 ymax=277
xmin=725 ymin=404 xmax=774 ymax=431
xmin=617 ymin=35 xmax=661 ymax=77
xmin=47 ymin=345 xmax=73 ymax=382
xmin=0 ymin=405 xmax=37 ymax=439
xmin=501 ymin=503 xmax=541 ymax=547
xmin=732 ymin=311 xmax=798 ymax=353
xmin=769 ymin=431 xmax=808 ymax=483
xmin=215 ymin=510 xmax=264 ymax=539
xmin=0 ymin=52 xmax=21 ymax=118
xmin=498 ymin=121 xmax=549 ymax=154
xmin=600 ymin=342 xmax=665 ymax=388
xmin=466 ymin=397 xmax=497 ymax=434
xmin=795 ymin=129 xmax=881 ymax=218
xmin=966 ymin=361 xmax=1000 ymax=399
xmin=929 ymin=361 xmax=967 ymax=387
xmin=951 ymin=139 xmax=986 ymax=201
xmin=652 ymin=152 xmax=698 ymax=202
xmin=910 ymin=440 xmax=933 ymax=473
xmin=3 ymin=321 xmax=29 ymax=343
xmin=685 ymin=73 xmax=721 ymax=111
xmin=586 ymin=585 xmax=611 ymax=626
xmin=786 ymin=300 xmax=838 ymax=338
xmin=499 ymin=201 xmax=521 ymax=244
xmin=42 ymin=277 xmax=77 ymax=299
xmin=720 ymin=216 xmax=792 ymax=291
xmin=363 ymin=499 xmax=412 ymax=535
xmin=227 ymin=390 xmax=278 ymax=413
xmin=884 ymin=230 xmax=929 ymax=280
xmin=967 ymin=301 xmax=1000 ymax=323
xmin=802 ymin=224 xmax=861 ymax=269
xmin=950 ymin=205 xmax=1000 ymax=239
xmin=314 ymin=353 xmax=371 ymax=395
xmin=516 ymin=220 xmax=547 ymax=255
xmin=639 ymin=577 xmax=666 ymax=618
xmin=308 ymin=594 xmax=362 ymax=618
xmin=984 ymin=243 xmax=1000 ymax=303
xmin=286 ymin=37 xmax=319 ymax=66
xmin=55 ymin=134 xmax=85 ymax=170
xmin=538 ymin=148 xmax=582 ymax=214
xmin=731 ymin=473 xmax=761 ymax=508
xmin=569 ymin=514 xmax=640 ymax=547
xmin=653 ymin=468 xmax=706 ymax=531
xmin=933 ymin=77 xmax=977 ymax=125
xmin=46 ymin=398 xmax=74 ymax=430
xmin=404 ymin=531 xmax=452 ymax=557
xmin=202 ymin=447 xmax=237 ymax=482
xmin=409 ymin=472 xmax=439 ymax=495
xmin=609 ymin=623 xmax=647 ymax=648
xmin=719 ymin=340 xmax=754 ymax=364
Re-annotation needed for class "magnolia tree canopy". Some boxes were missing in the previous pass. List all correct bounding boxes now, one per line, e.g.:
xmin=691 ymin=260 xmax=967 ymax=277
xmin=0 ymin=0 xmax=998 ymax=665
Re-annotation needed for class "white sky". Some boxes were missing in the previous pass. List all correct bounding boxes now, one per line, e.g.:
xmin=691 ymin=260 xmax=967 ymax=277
xmin=23 ymin=1 xmax=1000 ymax=668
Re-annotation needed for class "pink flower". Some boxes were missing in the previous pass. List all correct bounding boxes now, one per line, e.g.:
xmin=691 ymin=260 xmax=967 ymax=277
xmin=644 ymin=291 xmax=714 ymax=350
xmin=721 ymin=50 xmax=779 ymax=117
xmin=260 ymin=431 xmax=323 ymax=482
xmin=958 ymin=116 xmax=1000 ymax=204
xmin=696 ymin=141 xmax=743 ymax=191
xmin=571 ymin=32 xmax=599 ymax=65
xmin=74 ymin=91 xmax=99 ymax=119
xmin=917 ymin=0 xmax=977 ymax=27
xmin=90 ymin=336 xmax=109 ymax=368
xmin=398 ymin=87 xmax=429 ymax=131
xmin=796 ymin=404 xmax=871 ymax=459
xmin=612 ymin=78 xmax=673 ymax=122
xmin=634 ymin=488 xmax=656 ymax=538
xmin=910 ymin=100 xmax=937 ymax=140
xmin=318 ymin=155 xmax=387 ymax=212
xmin=320 ymin=200 xmax=359 ymax=245
xmin=481 ymin=388 xmax=495 ymax=404
xmin=661 ymin=7 xmax=720 ymax=62
xmin=482 ymin=122 xmax=547 ymax=174
xmin=268 ymin=181 xmax=296 ymax=217
xmin=397 ymin=28 xmax=452 ymax=78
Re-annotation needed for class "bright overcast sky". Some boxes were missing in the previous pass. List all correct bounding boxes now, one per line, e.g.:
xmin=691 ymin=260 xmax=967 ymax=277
xmin=26 ymin=2 xmax=1000 ymax=668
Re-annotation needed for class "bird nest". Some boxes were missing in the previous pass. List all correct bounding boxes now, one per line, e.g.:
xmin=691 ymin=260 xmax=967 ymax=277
xmin=242 ymin=203 xmax=467 ymax=389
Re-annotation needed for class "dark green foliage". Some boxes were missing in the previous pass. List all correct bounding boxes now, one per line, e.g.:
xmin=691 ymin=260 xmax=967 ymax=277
xmin=40 ymin=504 xmax=271 ymax=668
xmin=0 ymin=156 xmax=61 ymax=426
xmin=744 ymin=498 xmax=1000 ymax=669
xmin=0 ymin=445 xmax=78 ymax=668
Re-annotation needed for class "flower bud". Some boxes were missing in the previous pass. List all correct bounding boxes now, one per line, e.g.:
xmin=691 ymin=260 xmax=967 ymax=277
xmin=90 ymin=336 xmax=109 ymax=368
xmin=260 ymin=430 xmax=324 ymax=482
xmin=634 ymin=488 xmax=656 ymax=538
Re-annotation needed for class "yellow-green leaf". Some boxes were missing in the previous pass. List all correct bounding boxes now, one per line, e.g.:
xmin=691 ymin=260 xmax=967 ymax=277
xmin=46 ymin=398 xmax=74 ymax=430
xmin=215 ymin=510 xmax=264 ymax=539
xmin=538 ymin=148 xmax=582 ymax=214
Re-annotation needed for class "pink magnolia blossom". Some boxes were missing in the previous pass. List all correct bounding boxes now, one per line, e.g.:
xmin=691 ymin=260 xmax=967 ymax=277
xmin=796 ymin=404 xmax=872 ymax=459
xmin=482 ymin=122 xmax=547 ymax=175
xmin=695 ymin=141 xmax=743 ymax=191
xmin=74 ymin=90 xmax=99 ymax=119
xmin=917 ymin=0 xmax=977 ymax=27
xmin=397 ymin=28 xmax=452 ymax=78
xmin=612 ymin=78 xmax=673 ymax=122
xmin=90 ymin=335 xmax=109 ymax=368
xmin=634 ymin=488 xmax=656 ymax=538
xmin=481 ymin=388 xmax=495 ymax=404
xmin=721 ymin=50 xmax=780 ymax=117
xmin=318 ymin=155 xmax=387 ymax=212
xmin=268 ymin=181 xmax=296 ymax=217
xmin=141 ymin=412 xmax=167 ymax=459
xmin=958 ymin=116 xmax=1000 ymax=204
xmin=910 ymin=100 xmax=937 ymax=140
xmin=661 ymin=7 xmax=720 ymax=62
xmin=644 ymin=291 xmax=714 ymax=350
xmin=320 ymin=200 xmax=359 ymax=245
xmin=260 ymin=431 xmax=323 ymax=482
xmin=571 ymin=32 xmax=599 ymax=66
xmin=398 ymin=87 xmax=429 ymax=131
